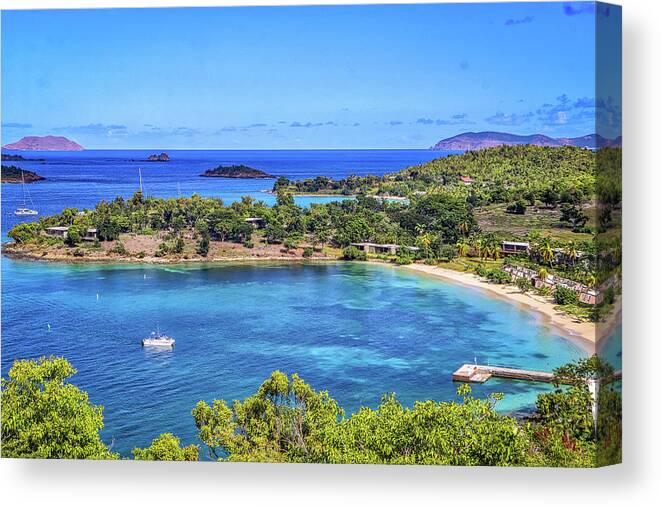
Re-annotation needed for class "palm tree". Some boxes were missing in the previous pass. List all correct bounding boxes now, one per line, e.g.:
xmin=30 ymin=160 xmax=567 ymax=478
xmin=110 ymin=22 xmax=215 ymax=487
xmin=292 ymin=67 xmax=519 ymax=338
xmin=537 ymin=267 xmax=549 ymax=282
xmin=456 ymin=240 xmax=470 ymax=257
xmin=540 ymin=237 xmax=555 ymax=265
xmin=458 ymin=221 xmax=469 ymax=236
xmin=586 ymin=272 xmax=597 ymax=288
xmin=471 ymin=237 xmax=483 ymax=259
xmin=563 ymin=241 xmax=578 ymax=266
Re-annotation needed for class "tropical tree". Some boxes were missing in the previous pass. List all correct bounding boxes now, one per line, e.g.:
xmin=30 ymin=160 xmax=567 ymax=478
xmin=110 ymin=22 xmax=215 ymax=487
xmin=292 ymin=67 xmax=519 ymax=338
xmin=539 ymin=237 xmax=555 ymax=265
xmin=456 ymin=239 xmax=470 ymax=257
xmin=563 ymin=241 xmax=578 ymax=266
xmin=132 ymin=433 xmax=199 ymax=461
xmin=1 ymin=357 xmax=117 ymax=459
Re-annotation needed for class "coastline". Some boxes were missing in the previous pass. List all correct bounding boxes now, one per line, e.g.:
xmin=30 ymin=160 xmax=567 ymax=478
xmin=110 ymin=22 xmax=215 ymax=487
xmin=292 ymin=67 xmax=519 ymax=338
xmin=399 ymin=262 xmax=598 ymax=350
xmin=4 ymin=242 xmax=616 ymax=352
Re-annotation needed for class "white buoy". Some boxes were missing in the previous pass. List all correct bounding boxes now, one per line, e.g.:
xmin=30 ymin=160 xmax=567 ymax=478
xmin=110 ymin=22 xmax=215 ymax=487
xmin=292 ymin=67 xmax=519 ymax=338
xmin=96 ymin=293 xmax=99 ymax=301
xmin=47 ymin=323 xmax=51 ymax=332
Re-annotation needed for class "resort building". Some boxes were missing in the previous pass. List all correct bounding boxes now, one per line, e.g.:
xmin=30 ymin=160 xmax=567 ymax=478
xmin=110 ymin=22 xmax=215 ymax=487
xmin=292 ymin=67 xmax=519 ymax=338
xmin=45 ymin=226 xmax=70 ymax=238
xmin=459 ymin=176 xmax=474 ymax=185
xmin=244 ymin=217 xmax=265 ymax=229
xmin=501 ymin=241 xmax=530 ymax=255
xmin=350 ymin=242 xmax=420 ymax=255
xmin=83 ymin=228 xmax=99 ymax=241
xmin=502 ymin=264 xmax=603 ymax=305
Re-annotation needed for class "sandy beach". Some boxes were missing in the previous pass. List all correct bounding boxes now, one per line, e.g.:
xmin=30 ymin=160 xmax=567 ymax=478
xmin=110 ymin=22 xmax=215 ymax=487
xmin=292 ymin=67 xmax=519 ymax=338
xmin=400 ymin=263 xmax=604 ymax=350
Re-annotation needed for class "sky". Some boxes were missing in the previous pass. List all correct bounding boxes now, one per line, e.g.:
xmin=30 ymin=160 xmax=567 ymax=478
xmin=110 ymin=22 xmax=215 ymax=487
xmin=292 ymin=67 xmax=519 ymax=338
xmin=1 ymin=2 xmax=622 ymax=149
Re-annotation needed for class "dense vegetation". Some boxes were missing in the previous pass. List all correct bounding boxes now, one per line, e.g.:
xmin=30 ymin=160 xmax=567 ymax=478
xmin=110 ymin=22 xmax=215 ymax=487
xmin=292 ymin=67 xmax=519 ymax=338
xmin=1 ymin=164 xmax=45 ymax=182
xmin=201 ymin=164 xmax=275 ymax=178
xmin=275 ymin=145 xmax=597 ymax=205
xmin=1 ymin=356 xmax=620 ymax=466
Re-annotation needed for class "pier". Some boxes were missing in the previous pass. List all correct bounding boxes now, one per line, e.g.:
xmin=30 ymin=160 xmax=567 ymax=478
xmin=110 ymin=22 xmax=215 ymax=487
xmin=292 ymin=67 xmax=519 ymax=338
xmin=453 ymin=364 xmax=561 ymax=384
xmin=452 ymin=364 xmax=623 ymax=386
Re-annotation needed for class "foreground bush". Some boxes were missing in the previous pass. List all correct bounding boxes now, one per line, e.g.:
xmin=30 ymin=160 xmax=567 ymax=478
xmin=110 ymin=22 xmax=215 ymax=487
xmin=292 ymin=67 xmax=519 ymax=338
xmin=1 ymin=357 xmax=117 ymax=459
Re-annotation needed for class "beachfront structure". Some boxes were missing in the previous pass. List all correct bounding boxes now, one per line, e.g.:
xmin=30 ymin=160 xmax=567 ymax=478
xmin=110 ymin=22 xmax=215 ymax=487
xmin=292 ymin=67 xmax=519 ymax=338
xmin=83 ymin=228 xmax=99 ymax=241
xmin=244 ymin=217 xmax=265 ymax=229
xmin=350 ymin=242 xmax=420 ymax=255
xmin=45 ymin=226 xmax=70 ymax=238
xmin=501 ymin=241 xmax=530 ymax=255
xmin=45 ymin=226 xmax=99 ymax=241
xmin=502 ymin=264 xmax=603 ymax=305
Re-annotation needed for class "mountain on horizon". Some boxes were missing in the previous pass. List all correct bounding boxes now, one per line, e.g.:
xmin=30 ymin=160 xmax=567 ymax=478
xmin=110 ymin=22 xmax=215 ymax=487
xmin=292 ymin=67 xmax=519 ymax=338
xmin=2 ymin=135 xmax=84 ymax=151
xmin=430 ymin=131 xmax=621 ymax=151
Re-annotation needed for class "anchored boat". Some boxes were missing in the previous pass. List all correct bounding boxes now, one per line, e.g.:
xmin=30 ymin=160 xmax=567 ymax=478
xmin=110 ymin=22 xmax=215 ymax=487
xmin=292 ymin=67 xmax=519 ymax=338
xmin=142 ymin=330 xmax=175 ymax=348
xmin=14 ymin=170 xmax=38 ymax=216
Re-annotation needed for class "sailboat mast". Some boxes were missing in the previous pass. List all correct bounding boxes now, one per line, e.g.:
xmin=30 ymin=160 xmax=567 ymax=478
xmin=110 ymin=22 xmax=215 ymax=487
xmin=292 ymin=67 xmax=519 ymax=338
xmin=139 ymin=168 xmax=143 ymax=193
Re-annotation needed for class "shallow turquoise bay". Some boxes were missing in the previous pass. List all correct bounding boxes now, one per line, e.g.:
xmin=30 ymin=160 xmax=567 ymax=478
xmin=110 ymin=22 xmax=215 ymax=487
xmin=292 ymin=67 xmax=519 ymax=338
xmin=1 ymin=258 xmax=586 ymax=458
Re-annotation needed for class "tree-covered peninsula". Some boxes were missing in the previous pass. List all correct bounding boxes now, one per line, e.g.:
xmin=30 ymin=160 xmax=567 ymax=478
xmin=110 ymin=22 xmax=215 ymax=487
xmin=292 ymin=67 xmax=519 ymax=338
xmin=200 ymin=164 xmax=275 ymax=178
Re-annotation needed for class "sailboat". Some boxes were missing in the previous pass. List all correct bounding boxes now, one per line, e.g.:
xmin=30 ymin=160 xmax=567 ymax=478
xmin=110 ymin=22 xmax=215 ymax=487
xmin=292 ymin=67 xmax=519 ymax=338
xmin=14 ymin=170 xmax=38 ymax=216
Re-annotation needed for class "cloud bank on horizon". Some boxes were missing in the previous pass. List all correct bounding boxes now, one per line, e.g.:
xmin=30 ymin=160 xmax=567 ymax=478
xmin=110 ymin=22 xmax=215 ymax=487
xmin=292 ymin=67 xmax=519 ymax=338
xmin=1 ymin=2 xmax=621 ymax=149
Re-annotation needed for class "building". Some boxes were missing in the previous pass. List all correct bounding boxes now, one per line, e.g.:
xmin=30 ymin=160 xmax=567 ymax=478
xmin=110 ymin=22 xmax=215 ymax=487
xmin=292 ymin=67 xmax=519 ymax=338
xmin=350 ymin=242 xmax=420 ymax=255
xmin=45 ymin=226 xmax=70 ymax=238
xmin=459 ymin=176 xmax=474 ymax=185
xmin=83 ymin=228 xmax=99 ymax=241
xmin=244 ymin=217 xmax=265 ymax=229
xmin=501 ymin=241 xmax=530 ymax=255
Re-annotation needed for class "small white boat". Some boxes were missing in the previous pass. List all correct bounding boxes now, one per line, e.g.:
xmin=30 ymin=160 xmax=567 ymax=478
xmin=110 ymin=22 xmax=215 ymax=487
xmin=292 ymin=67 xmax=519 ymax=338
xmin=15 ymin=207 xmax=38 ymax=216
xmin=14 ymin=170 xmax=38 ymax=216
xmin=142 ymin=330 xmax=175 ymax=348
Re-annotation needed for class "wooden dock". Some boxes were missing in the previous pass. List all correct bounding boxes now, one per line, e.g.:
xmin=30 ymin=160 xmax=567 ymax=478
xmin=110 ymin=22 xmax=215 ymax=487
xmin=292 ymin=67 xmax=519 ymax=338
xmin=452 ymin=364 xmax=560 ymax=384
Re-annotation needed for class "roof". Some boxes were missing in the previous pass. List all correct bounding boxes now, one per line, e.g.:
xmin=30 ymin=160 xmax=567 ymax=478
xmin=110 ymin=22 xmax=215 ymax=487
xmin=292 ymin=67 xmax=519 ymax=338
xmin=244 ymin=217 xmax=264 ymax=222
xmin=459 ymin=176 xmax=474 ymax=182
xmin=502 ymin=241 xmax=530 ymax=247
xmin=45 ymin=226 xmax=70 ymax=231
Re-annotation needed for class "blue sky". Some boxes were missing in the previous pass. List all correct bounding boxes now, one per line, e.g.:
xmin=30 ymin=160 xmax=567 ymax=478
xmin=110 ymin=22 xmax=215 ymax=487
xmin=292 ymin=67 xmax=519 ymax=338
xmin=1 ymin=2 xmax=621 ymax=149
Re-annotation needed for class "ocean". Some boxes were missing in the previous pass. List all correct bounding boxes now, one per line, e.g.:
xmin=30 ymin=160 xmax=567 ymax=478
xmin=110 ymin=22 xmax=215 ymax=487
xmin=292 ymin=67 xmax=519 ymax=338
xmin=1 ymin=149 xmax=586 ymax=459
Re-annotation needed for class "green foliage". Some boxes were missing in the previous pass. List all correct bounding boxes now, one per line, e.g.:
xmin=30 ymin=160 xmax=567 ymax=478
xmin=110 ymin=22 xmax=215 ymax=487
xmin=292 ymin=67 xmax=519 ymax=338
xmin=64 ymin=225 xmax=83 ymax=246
xmin=486 ymin=268 xmax=511 ymax=284
xmin=506 ymin=200 xmax=527 ymax=215
xmin=341 ymin=246 xmax=367 ymax=261
xmin=7 ymin=221 xmax=42 ymax=244
xmin=192 ymin=371 xmax=344 ymax=462
xmin=197 ymin=235 xmax=210 ymax=257
xmin=108 ymin=241 xmax=128 ymax=256
xmin=1 ymin=357 xmax=117 ymax=459
xmin=535 ymin=285 xmax=552 ymax=297
xmin=302 ymin=247 xmax=313 ymax=258
xmin=132 ymin=433 xmax=199 ymax=461
xmin=554 ymin=285 xmax=579 ymax=305
xmin=516 ymin=277 xmax=533 ymax=293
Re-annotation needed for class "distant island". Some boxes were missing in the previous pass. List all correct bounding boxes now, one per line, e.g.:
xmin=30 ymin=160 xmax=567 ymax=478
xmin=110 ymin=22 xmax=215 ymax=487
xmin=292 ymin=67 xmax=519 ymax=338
xmin=200 ymin=165 xmax=275 ymax=179
xmin=1 ymin=165 xmax=45 ymax=183
xmin=147 ymin=152 xmax=170 ymax=162
xmin=2 ymin=135 xmax=84 ymax=151
xmin=431 ymin=131 xmax=622 ymax=151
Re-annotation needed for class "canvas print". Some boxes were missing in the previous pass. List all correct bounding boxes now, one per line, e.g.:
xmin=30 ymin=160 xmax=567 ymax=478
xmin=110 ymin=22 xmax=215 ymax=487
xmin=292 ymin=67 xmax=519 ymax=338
xmin=1 ymin=2 xmax=621 ymax=466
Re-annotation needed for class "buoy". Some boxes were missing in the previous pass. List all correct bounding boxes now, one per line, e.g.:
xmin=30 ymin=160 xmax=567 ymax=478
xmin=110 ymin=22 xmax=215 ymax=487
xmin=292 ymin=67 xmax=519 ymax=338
xmin=47 ymin=323 xmax=51 ymax=332
xmin=96 ymin=293 xmax=100 ymax=301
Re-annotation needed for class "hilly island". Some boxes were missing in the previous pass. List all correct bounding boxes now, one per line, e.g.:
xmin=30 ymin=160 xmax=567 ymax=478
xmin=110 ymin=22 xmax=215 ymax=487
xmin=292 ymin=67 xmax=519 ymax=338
xmin=2 ymin=135 xmax=84 ymax=151
xmin=431 ymin=131 xmax=622 ymax=151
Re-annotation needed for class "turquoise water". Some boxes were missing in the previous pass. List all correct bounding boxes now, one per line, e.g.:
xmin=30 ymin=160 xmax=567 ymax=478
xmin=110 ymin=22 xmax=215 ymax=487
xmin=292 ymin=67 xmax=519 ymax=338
xmin=1 ymin=258 xmax=586 ymax=458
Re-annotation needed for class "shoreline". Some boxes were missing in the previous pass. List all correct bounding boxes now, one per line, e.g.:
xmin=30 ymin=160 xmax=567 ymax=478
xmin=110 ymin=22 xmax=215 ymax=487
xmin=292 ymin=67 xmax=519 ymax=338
xmin=399 ymin=263 xmax=600 ymax=350
xmin=4 ymin=244 xmax=618 ymax=352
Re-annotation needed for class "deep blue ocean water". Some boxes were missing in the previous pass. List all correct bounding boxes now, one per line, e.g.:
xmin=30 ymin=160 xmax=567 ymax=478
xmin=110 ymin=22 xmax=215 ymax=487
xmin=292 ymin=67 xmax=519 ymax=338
xmin=1 ymin=149 xmax=588 ymax=459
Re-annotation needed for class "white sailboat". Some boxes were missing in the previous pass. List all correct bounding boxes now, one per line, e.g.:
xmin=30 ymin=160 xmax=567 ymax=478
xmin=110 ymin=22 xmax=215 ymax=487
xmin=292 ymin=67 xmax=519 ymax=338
xmin=14 ymin=170 xmax=38 ymax=216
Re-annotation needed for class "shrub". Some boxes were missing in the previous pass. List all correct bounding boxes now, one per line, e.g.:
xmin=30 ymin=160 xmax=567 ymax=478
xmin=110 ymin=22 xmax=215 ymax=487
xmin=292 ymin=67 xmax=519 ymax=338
xmin=171 ymin=237 xmax=185 ymax=255
xmin=554 ymin=285 xmax=579 ymax=305
xmin=108 ymin=241 xmax=128 ymax=256
xmin=516 ymin=277 xmax=533 ymax=293
xmin=197 ymin=235 xmax=210 ymax=257
xmin=506 ymin=200 xmax=527 ymax=215
xmin=155 ymin=242 xmax=169 ymax=257
xmin=65 ymin=226 xmax=83 ymax=247
xmin=395 ymin=254 xmax=413 ymax=265
xmin=486 ymin=269 xmax=511 ymax=284
xmin=603 ymin=287 xmax=615 ymax=305
xmin=536 ymin=286 xmax=552 ymax=297
xmin=72 ymin=248 xmax=85 ymax=257
xmin=243 ymin=240 xmax=254 ymax=249
xmin=474 ymin=264 xmax=489 ymax=277
xmin=136 ymin=251 xmax=146 ymax=259
xmin=303 ymin=247 xmax=313 ymax=258
xmin=342 ymin=246 xmax=367 ymax=261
